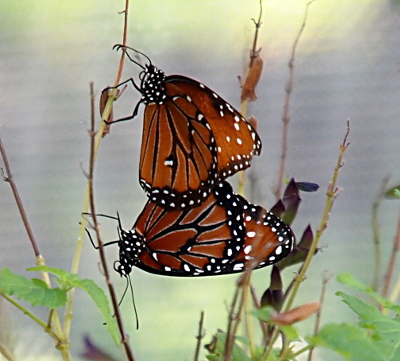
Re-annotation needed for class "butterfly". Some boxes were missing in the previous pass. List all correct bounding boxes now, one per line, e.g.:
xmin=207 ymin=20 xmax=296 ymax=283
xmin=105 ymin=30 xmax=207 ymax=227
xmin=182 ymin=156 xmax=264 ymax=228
xmin=112 ymin=182 xmax=294 ymax=277
xmin=112 ymin=45 xmax=262 ymax=210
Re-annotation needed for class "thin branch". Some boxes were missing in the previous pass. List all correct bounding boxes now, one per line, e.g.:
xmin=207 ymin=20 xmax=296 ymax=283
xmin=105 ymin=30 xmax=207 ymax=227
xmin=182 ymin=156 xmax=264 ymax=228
xmin=274 ymin=0 xmax=316 ymax=200
xmin=66 ymin=0 xmax=131 ymax=343
xmin=0 ymin=344 xmax=14 ymax=361
xmin=371 ymin=176 xmax=390 ymax=291
xmin=193 ymin=311 xmax=205 ymax=361
xmin=285 ymin=120 xmax=349 ymax=311
xmin=250 ymin=0 xmax=263 ymax=64
xmin=88 ymin=83 xmax=135 ymax=361
xmin=238 ymin=0 xmax=263 ymax=196
xmin=307 ymin=273 xmax=331 ymax=361
xmin=223 ymin=286 xmax=242 ymax=361
xmin=0 ymin=293 xmax=61 ymax=344
xmin=0 ymin=137 xmax=40 ymax=257
xmin=0 ymin=136 xmax=65 ymax=351
xmin=382 ymin=212 xmax=400 ymax=299
xmin=262 ymin=119 xmax=349 ymax=360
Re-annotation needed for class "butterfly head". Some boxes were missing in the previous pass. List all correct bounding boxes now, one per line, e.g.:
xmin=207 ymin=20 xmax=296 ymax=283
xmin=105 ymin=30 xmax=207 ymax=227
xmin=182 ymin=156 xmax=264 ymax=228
xmin=139 ymin=64 xmax=167 ymax=104
xmin=115 ymin=229 xmax=146 ymax=277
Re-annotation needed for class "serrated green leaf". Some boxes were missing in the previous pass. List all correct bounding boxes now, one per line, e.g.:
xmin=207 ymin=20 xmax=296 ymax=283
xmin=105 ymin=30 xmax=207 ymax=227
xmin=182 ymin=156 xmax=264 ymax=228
xmin=310 ymin=323 xmax=386 ymax=361
xmin=28 ymin=266 xmax=119 ymax=344
xmin=337 ymin=273 xmax=400 ymax=314
xmin=0 ymin=268 xmax=66 ymax=308
xmin=338 ymin=292 xmax=400 ymax=359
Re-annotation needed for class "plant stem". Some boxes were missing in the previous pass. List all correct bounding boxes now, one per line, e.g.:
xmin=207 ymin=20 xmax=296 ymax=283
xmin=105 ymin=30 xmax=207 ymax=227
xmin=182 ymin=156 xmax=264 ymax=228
xmin=0 ymin=344 xmax=14 ymax=361
xmin=383 ymin=212 xmax=400 ymax=299
xmin=275 ymin=0 xmax=315 ymax=200
xmin=371 ymin=176 xmax=389 ymax=291
xmin=193 ymin=311 xmax=205 ymax=361
xmin=0 ymin=293 xmax=60 ymax=343
xmin=0 ymin=137 xmax=65 ymax=352
xmin=261 ymin=120 xmax=350 ymax=361
xmin=284 ymin=121 xmax=350 ymax=312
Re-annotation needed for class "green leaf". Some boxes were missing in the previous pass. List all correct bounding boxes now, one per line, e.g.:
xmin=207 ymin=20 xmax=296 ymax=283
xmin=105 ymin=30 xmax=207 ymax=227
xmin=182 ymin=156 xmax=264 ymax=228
xmin=280 ymin=325 xmax=300 ymax=342
xmin=205 ymin=331 xmax=251 ymax=361
xmin=310 ymin=323 xmax=386 ymax=361
xmin=337 ymin=273 xmax=400 ymax=314
xmin=338 ymin=292 xmax=400 ymax=359
xmin=28 ymin=266 xmax=120 ymax=344
xmin=253 ymin=306 xmax=274 ymax=322
xmin=0 ymin=267 xmax=66 ymax=308
xmin=385 ymin=185 xmax=400 ymax=199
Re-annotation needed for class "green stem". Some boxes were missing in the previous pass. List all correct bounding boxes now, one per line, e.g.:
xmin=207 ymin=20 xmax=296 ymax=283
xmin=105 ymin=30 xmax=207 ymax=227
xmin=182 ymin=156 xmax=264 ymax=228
xmin=261 ymin=122 xmax=350 ymax=361
xmin=63 ymin=94 xmax=114 ymax=340
xmin=0 ymin=344 xmax=15 ymax=361
xmin=292 ymin=345 xmax=312 ymax=358
xmin=1 ymin=293 xmax=60 ymax=343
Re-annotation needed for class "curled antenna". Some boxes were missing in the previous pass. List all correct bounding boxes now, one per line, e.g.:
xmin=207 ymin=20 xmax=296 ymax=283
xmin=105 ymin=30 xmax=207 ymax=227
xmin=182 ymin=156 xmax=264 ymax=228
xmin=113 ymin=44 xmax=152 ymax=69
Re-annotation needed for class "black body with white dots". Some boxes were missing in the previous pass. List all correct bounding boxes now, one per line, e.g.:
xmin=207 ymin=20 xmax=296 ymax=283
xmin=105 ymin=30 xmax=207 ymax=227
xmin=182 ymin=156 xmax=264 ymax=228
xmin=114 ymin=182 xmax=294 ymax=277
xmin=130 ymin=61 xmax=262 ymax=210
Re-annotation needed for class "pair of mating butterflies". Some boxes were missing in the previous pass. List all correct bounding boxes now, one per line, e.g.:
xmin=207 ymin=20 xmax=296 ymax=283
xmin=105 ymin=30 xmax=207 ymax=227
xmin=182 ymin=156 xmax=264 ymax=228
xmin=104 ymin=45 xmax=294 ymax=277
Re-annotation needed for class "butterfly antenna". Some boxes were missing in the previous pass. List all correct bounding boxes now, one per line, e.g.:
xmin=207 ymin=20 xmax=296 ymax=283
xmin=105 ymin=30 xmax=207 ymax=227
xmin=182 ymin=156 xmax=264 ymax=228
xmin=127 ymin=274 xmax=140 ymax=330
xmin=113 ymin=44 xmax=152 ymax=69
xmin=116 ymin=211 xmax=124 ymax=232
xmin=114 ymin=275 xmax=140 ymax=329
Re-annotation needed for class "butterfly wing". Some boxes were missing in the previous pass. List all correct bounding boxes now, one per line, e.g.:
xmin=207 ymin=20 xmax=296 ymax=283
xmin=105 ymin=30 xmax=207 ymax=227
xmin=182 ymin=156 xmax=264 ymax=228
xmin=166 ymin=76 xmax=262 ymax=178
xmin=119 ymin=182 xmax=245 ymax=276
xmin=224 ymin=199 xmax=295 ymax=273
xmin=116 ymin=182 xmax=294 ymax=277
xmin=139 ymin=84 xmax=218 ymax=210
xmin=138 ymin=69 xmax=262 ymax=210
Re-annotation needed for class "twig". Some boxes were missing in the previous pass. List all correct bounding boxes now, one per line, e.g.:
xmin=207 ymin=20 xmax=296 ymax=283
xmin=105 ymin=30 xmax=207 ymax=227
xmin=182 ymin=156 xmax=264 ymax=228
xmin=0 ymin=136 xmax=66 ymax=356
xmin=0 ymin=137 xmax=40 ymax=258
xmin=88 ymin=83 xmax=135 ymax=361
xmin=238 ymin=0 xmax=263 ymax=196
xmin=250 ymin=286 xmax=268 ymax=337
xmin=0 ymin=344 xmax=14 ymax=361
xmin=193 ymin=311 xmax=205 ymax=361
xmin=274 ymin=0 xmax=316 ymax=201
xmin=261 ymin=119 xmax=349 ymax=361
xmin=307 ymin=273 xmax=331 ymax=361
xmin=223 ymin=286 xmax=242 ymax=361
xmin=65 ymin=0 xmax=130 ymax=349
xmin=382 ymin=212 xmax=400 ymax=299
xmin=371 ymin=176 xmax=390 ymax=291
xmin=285 ymin=119 xmax=349 ymax=311
xmin=0 ymin=293 xmax=61 ymax=344
xmin=250 ymin=0 xmax=263 ymax=64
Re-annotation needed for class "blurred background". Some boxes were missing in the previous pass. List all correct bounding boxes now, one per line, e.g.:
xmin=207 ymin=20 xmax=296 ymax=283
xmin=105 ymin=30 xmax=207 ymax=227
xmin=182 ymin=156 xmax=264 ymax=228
xmin=1 ymin=0 xmax=400 ymax=360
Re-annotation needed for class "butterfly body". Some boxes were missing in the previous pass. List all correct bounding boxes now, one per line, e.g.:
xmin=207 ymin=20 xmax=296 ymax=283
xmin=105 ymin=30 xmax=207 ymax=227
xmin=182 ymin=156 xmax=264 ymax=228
xmin=127 ymin=61 xmax=262 ymax=210
xmin=115 ymin=182 xmax=294 ymax=277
